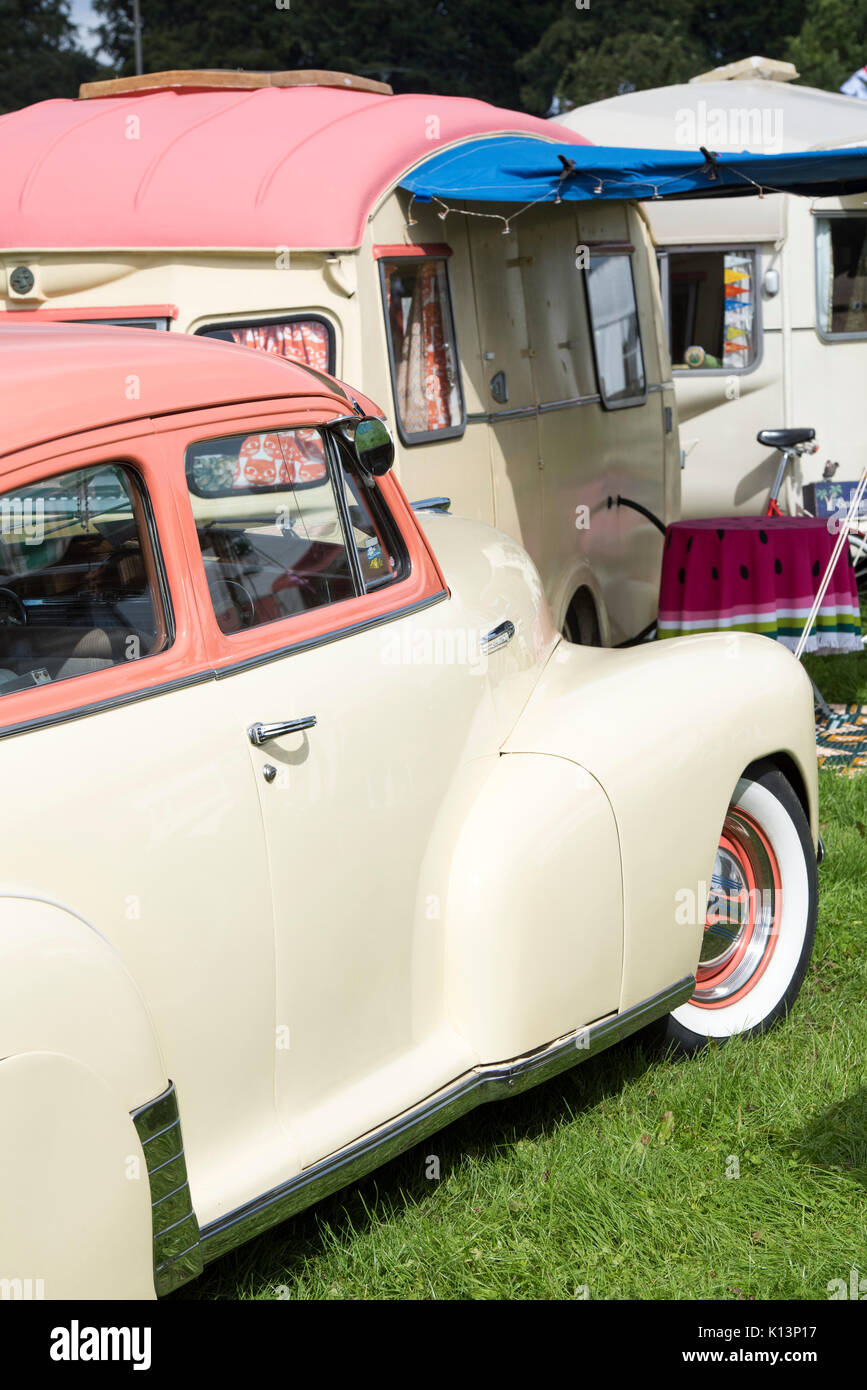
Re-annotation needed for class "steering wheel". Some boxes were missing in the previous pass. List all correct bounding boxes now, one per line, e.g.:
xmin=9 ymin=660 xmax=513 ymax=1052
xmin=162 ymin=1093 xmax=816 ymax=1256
xmin=224 ymin=579 xmax=256 ymax=627
xmin=208 ymin=577 xmax=256 ymax=632
xmin=0 ymin=588 xmax=26 ymax=627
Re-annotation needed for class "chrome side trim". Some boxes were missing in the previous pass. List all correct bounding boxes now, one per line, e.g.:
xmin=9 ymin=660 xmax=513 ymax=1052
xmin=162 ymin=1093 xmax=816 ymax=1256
xmin=464 ymin=382 xmax=672 ymax=426
xmin=467 ymin=394 xmax=602 ymax=425
xmin=198 ymin=976 xmax=694 ymax=1268
xmin=212 ymin=590 xmax=449 ymax=681
xmin=132 ymin=1082 xmax=203 ymax=1297
xmin=0 ymin=670 xmax=214 ymax=744
xmin=481 ymin=619 xmax=515 ymax=655
xmin=466 ymin=388 xmax=677 ymax=423
xmin=539 ymin=394 xmax=602 ymax=413
xmin=0 ymin=591 xmax=449 ymax=742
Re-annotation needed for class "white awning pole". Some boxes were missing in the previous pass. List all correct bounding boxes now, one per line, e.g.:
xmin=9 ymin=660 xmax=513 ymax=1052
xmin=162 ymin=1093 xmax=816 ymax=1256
xmin=794 ymin=466 xmax=867 ymax=661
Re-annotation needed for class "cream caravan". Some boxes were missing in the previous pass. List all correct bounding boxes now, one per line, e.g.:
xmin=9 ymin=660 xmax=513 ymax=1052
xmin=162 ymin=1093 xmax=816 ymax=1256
xmin=556 ymin=58 xmax=867 ymax=522
xmin=0 ymin=70 xmax=678 ymax=647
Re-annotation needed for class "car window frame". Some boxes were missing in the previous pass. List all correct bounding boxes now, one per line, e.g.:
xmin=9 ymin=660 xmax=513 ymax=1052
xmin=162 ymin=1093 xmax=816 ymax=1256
xmin=182 ymin=423 xmax=410 ymax=636
xmin=0 ymin=432 xmax=196 ymax=739
xmin=162 ymin=401 xmax=445 ymax=676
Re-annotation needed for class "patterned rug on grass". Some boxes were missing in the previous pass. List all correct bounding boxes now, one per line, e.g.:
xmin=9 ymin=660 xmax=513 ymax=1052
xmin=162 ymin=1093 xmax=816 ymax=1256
xmin=815 ymin=704 xmax=867 ymax=774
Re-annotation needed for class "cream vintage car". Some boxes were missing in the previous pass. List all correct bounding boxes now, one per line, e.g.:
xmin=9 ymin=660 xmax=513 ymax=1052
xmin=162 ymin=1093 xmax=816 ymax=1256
xmin=0 ymin=324 xmax=819 ymax=1300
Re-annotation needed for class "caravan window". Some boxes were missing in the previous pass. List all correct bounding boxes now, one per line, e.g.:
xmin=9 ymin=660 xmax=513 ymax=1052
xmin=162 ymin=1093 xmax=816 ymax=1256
xmin=380 ymin=259 xmax=465 ymax=444
xmin=196 ymin=316 xmax=334 ymax=374
xmin=816 ymin=215 xmax=867 ymax=340
xmin=659 ymin=249 xmax=758 ymax=372
xmin=585 ymin=255 xmax=646 ymax=408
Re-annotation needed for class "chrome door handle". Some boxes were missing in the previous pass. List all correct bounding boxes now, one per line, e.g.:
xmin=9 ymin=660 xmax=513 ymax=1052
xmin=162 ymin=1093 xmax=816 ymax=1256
xmin=481 ymin=620 xmax=515 ymax=655
xmin=248 ymin=717 xmax=317 ymax=746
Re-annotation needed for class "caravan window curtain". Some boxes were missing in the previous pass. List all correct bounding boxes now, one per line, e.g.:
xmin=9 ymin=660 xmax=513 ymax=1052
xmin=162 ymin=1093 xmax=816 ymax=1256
xmin=382 ymin=259 xmax=464 ymax=443
xmin=198 ymin=317 xmax=334 ymax=373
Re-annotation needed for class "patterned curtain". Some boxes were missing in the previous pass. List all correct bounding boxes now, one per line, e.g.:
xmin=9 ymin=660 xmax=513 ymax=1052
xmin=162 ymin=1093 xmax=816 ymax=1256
xmin=389 ymin=263 xmax=456 ymax=433
xmin=229 ymin=321 xmax=330 ymax=373
xmin=234 ymin=430 xmax=326 ymax=487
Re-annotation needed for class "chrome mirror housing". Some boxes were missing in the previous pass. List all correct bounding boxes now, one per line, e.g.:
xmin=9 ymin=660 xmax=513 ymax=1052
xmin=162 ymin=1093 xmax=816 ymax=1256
xmin=331 ymin=415 xmax=395 ymax=477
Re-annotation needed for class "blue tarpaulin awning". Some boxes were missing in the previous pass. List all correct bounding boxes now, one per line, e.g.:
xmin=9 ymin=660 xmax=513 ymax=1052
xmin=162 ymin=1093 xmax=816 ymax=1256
xmin=400 ymin=136 xmax=867 ymax=204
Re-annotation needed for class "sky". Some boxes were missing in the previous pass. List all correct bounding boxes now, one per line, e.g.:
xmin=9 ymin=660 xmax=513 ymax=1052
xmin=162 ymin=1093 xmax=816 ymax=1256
xmin=68 ymin=0 xmax=102 ymax=56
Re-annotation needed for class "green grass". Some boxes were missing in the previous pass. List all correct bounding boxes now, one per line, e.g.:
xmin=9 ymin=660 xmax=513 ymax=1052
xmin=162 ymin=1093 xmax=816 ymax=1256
xmin=802 ymin=593 xmax=867 ymax=704
xmin=176 ymin=767 xmax=867 ymax=1302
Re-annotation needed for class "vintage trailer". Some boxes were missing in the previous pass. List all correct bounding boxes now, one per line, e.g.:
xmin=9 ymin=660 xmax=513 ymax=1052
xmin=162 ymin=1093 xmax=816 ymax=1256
xmin=556 ymin=58 xmax=867 ymax=519
xmin=0 ymin=70 xmax=679 ymax=647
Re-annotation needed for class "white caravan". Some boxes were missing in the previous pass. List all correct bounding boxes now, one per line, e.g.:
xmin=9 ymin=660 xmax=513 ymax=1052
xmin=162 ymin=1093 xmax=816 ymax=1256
xmin=557 ymin=57 xmax=867 ymax=521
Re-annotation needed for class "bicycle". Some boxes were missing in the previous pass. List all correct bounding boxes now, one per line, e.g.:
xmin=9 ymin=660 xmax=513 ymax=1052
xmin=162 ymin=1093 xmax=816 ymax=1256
xmin=759 ymin=427 xmax=867 ymax=591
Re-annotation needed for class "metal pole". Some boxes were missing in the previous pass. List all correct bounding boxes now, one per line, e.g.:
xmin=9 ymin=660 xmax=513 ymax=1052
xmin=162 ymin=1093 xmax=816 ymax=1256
xmin=795 ymin=466 xmax=867 ymax=661
xmin=133 ymin=0 xmax=143 ymax=76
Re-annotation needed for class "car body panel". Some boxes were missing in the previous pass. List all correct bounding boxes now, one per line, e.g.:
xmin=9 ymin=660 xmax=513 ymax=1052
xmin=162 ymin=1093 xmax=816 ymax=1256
xmin=504 ymin=632 xmax=818 ymax=1011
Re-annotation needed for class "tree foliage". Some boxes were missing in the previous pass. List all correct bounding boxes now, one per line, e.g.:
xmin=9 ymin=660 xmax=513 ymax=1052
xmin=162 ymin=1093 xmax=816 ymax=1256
xmin=91 ymin=0 xmax=560 ymax=111
xmin=3 ymin=0 xmax=867 ymax=120
xmin=518 ymin=0 xmax=817 ymax=113
xmin=786 ymin=0 xmax=867 ymax=95
xmin=0 ymin=0 xmax=101 ymax=114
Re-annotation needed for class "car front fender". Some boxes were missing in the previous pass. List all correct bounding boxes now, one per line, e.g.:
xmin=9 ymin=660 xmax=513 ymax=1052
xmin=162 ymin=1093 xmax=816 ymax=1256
xmin=0 ymin=896 xmax=170 ymax=1298
xmin=419 ymin=752 xmax=624 ymax=1063
xmin=504 ymin=633 xmax=819 ymax=1012
xmin=0 ymin=894 xmax=167 ymax=1111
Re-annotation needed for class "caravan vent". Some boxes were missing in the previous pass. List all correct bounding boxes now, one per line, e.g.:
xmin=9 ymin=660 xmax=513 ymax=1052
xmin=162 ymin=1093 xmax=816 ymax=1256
xmin=690 ymin=56 xmax=799 ymax=85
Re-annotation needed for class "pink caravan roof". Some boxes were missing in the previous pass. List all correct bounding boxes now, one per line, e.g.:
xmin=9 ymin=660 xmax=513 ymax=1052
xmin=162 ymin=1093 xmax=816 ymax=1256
xmin=0 ymin=86 xmax=589 ymax=252
xmin=0 ymin=323 xmax=378 ymax=461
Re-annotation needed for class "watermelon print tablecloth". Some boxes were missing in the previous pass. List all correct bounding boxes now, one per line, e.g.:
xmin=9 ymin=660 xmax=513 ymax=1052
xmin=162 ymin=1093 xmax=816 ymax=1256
xmin=658 ymin=516 xmax=862 ymax=653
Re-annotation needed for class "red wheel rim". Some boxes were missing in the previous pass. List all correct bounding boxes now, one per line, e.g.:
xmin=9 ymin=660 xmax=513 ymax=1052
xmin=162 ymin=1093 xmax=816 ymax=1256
xmin=692 ymin=806 xmax=782 ymax=1010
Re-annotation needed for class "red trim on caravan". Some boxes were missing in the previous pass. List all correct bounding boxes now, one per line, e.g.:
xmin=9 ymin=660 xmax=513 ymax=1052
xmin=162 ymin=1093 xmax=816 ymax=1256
xmin=1 ymin=305 xmax=179 ymax=321
xmin=373 ymin=244 xmax=452 ymax=259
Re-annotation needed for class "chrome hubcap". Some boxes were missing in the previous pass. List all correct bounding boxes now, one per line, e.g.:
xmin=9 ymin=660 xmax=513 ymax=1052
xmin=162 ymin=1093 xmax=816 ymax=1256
xmin=693 ymin=807 xmax=780 ymax=1007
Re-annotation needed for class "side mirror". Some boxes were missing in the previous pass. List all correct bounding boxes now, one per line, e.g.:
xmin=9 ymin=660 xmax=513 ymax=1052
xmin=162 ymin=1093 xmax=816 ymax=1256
xmin=332 ymin=416 xmax=395 ymax=477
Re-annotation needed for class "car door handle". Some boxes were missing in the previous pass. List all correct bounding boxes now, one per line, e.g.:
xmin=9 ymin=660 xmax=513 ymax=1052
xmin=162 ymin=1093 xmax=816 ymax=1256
xmin=481 ymin=620 xmax=515 ymax=655
xmin=248 ymin=717 xmax=317 ymax=746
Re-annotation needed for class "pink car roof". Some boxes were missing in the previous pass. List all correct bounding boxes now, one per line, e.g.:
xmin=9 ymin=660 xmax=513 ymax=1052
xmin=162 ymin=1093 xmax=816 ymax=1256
xmin=0 ymin=322 xmax=373 ymax=460
xmin=0 ymin=86 xmax=589 ymax=251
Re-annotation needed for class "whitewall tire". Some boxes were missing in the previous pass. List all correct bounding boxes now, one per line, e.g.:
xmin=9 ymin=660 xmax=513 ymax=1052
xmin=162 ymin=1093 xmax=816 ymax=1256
xmin=665 ymin=764 xmax=818 ymax=1052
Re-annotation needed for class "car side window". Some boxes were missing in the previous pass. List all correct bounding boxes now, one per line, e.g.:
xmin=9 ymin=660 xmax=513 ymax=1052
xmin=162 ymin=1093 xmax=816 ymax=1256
xmin=330 ymin=450 xmax=402 ymax=590
xmin=0 ymin=463 xmax=169 ymax=697
xmin=585 ymin=253 xmax=646 ymax=408
xmin=185 ymin=426 xmax=406 ymax=635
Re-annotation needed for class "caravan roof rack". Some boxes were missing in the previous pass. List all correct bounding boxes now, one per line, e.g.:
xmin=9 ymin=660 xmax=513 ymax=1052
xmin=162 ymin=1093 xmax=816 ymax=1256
xmin=79 ymin=69 xmax=394 ymax=100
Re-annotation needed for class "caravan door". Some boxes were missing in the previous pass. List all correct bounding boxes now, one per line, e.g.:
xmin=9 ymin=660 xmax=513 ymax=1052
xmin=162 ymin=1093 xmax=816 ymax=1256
xmin=467 ymin=219 xmax=543 ymax=562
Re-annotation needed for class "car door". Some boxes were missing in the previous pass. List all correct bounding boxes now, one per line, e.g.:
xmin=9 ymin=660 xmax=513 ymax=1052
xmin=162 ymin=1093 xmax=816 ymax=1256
xmin=0 ymin=431 xmax=283 ymax=1227
xmin=170 ymin=408 xmax=496 ymax=1168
